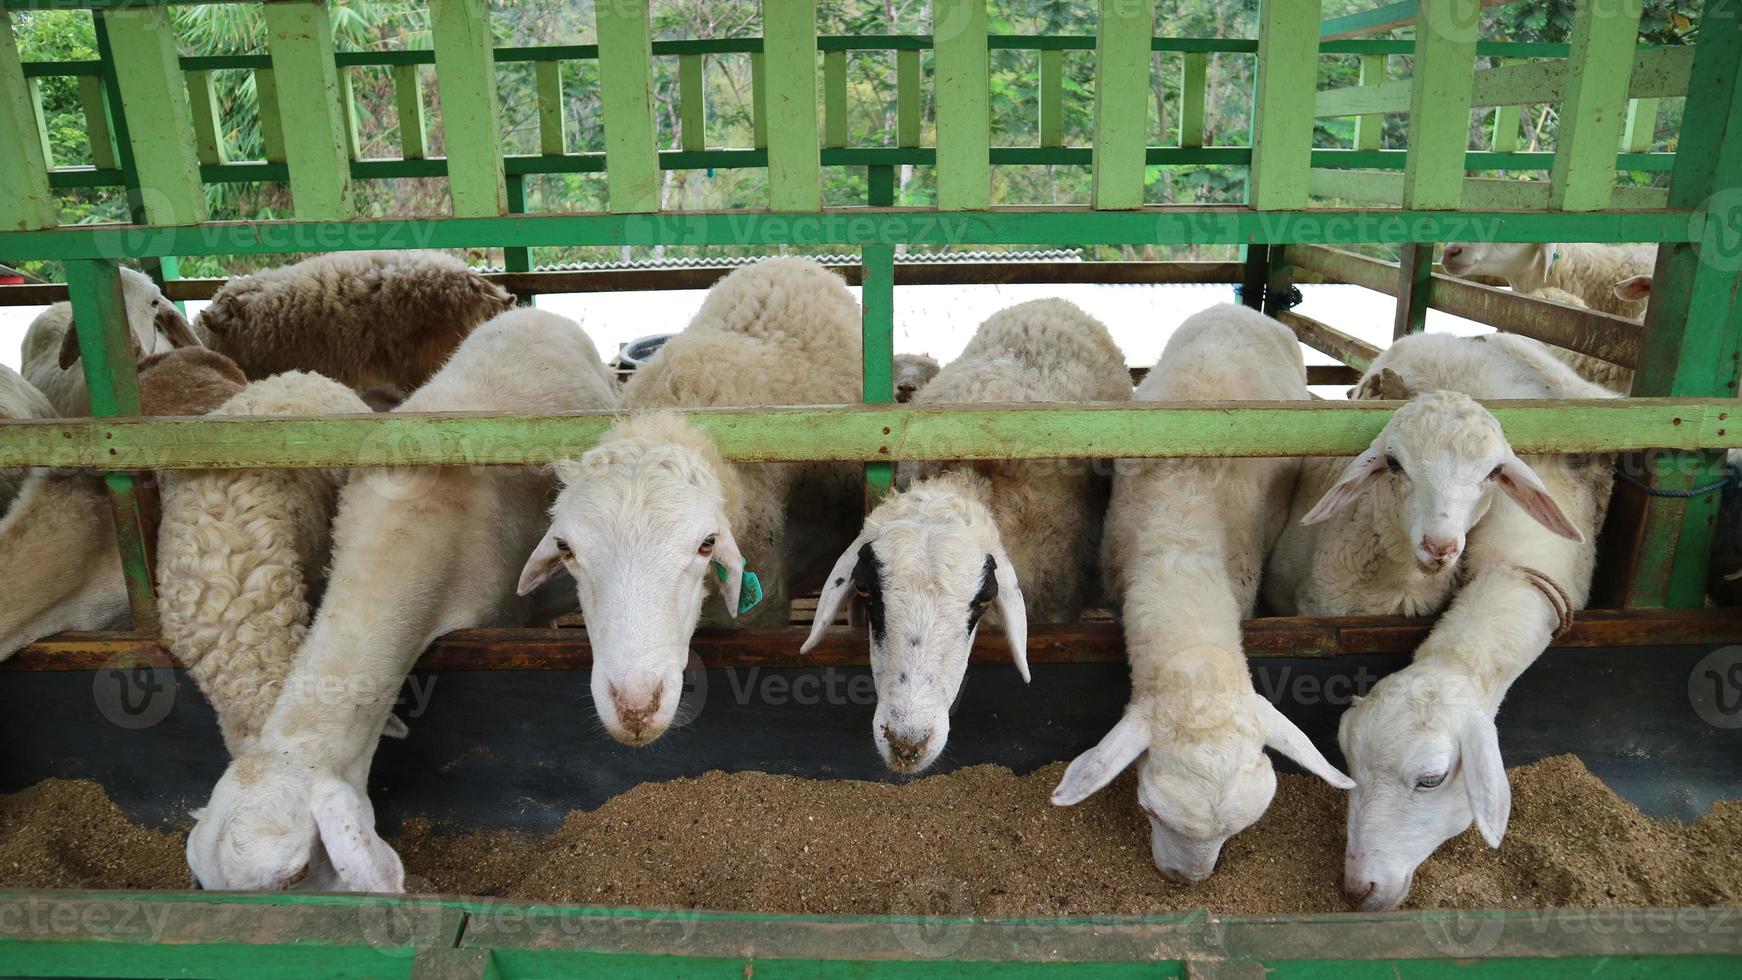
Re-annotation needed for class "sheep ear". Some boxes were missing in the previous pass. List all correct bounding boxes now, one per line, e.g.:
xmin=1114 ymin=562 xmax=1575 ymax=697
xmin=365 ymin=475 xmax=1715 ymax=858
xmin=1354 ymin=367 xmax=1411 ymax=401
xmin=802 ymin=537 xmax=866 ymax=654
xmin=157 ymin=304 xmax=203 ymax=351
xmin=516 ymin=530 xmax=567 ymax=597
xmin=1252 ymin=694 xmax=1355 ymax=789
xmin=989 ymin=547 xmax=1029 ymax=682
xmin=1497 ymin=452 xmax=1584 ymax=542
xmin=1458 ymin=711 xmax=1511 ymax=849
xmin=1614 ymin=275 xmax=1652 ymax=303
xmin=1052 ymin=707 xmax=1148 ymax=806
xmin=58 ymin=319 xmax=83 ymax=370
xmin=1302 ymin=448 xmax=1388 ymax=526
xmin=310 ymin=775 xmax=404 ymax=893
xmin=710 ymin=526 xmax=745 ymax=618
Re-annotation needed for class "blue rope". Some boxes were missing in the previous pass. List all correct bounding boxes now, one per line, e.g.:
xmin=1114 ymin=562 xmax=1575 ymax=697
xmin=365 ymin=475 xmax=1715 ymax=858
xmin=1612 ymin=462 xmax=1739 ymax=499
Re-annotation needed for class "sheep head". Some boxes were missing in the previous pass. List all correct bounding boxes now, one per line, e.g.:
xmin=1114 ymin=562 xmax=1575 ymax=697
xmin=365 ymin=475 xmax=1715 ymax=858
xmin=1303 ymin=389 xmax=1582 ymax=573
xmin=186 ymin=756 xmax=403 ymax=893
xmin=1051 ymin=655 xmax=1352 ymax=884
xmin=57 ymin=268 xmax=200 ymax=370
xmin=1338 ymin=666 xmax=1509 ymax=911
xmin=1439 ymin=241 xmax=1555 ymax=290
xmin=803 ymin=469 xmax=1027 ymax=774
xmin=517 ymin=413 xmax=738 ymax=747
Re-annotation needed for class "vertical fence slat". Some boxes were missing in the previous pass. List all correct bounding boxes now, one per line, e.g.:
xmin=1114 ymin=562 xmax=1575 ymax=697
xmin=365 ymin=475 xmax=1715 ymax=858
xmin=750 ymin=51 xmax=768 ymax=150
xmin=933 ymin=0 xmax=989 ymax=210
xmin=1 ymin=14 xmax=56 ymax=231
xmin=1354 ymin=53 xmax=1383 ymax=151
xmin=678 ymin=53 xmax=706 ymax=152
xmin=1598 ymin=1 xmax=1742 ymax=609
xmin=536 ymin=60 xmax=566 ymax=156
xmin=339 ymin=71 xmax=363 ymax=160
xmin=1550 ymin=0 xmax=1644 ymax=211
xmin=864 ymin=164 xmax=896 ymax=505
xmin=764 ymin=0 xmax=821 ymax=210
xmin=1036 ymin=48 xmax=1064 ymax=148
xmin=1250 ymin=0 xmax=1322 ymax=210
xmin=78 ymin=75 xmax=118 ymax=171
xmin=1091 ymin=0 xmax=1153 ymax=210
xmin=899 ymin=48 xmax=923 ymax=147
xmin=503 ymin=172 xmax=534 ymax=304
xmin=393 ymin=64 xmax=427 ymax=160
xmin=1393 ymin=243 xmax=1433 ymax=338
xmin=27 ymin=78 xmax=54 ymax=168
xmin=1624 ymin=97 xmax=1658 ymax=152
xmin=92 ymin=12 xmax=180 ymax=288
xmin=261 ymin=0 xmax=353 ymax=218
xmin=823 ymin=50 xmax=848 ymax=148
xmin=102 ymin=9 xmax=206 ymax=225
xmin=1490 ymin=62 xmax=1522 ymax=153
xmin=1401 ymin=0 xmax=1478 ymax=209
xmin=65 ymin=259 xmax=159 ymax=633
xmin=185 ymin=69 xmax=227 ymax=165
xmin=432 ymin=0 xmax=508 ymax=216
xmin=255 ymin=68 xmax=288 ymax=164
xmin=597 ymin=0 xmax=660 ymax=213
xmin=1178 ymin=52 xmax=1206 ymax=149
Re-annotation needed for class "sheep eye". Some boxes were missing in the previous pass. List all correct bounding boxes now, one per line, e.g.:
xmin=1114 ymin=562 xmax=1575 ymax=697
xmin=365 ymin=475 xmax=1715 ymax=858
xmin=699 ymin=534 xmax=716 ymax=557
xmin=1415 ymin=772 xmax=1446 ymax=790
xmin=1385 ymin=454 xmax=1402 ymax=474
xmin=553 ymin=537 xmax=572 ymax=557
xmin=1488 ymin=464 xmax=1503 ymax=481
xmin=150 ymin=299 xmax=160 ymax=307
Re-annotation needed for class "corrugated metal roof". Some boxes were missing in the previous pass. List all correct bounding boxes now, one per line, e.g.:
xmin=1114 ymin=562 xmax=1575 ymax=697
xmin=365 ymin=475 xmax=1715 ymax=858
xmin=482 ymin=249 xmax=1085 ymax=273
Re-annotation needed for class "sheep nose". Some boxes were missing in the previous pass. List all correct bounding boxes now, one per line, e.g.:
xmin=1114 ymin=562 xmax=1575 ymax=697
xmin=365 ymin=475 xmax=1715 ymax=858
xmin=896 ymin=383 xmax=917 ymax=403
xmin=881 ymin=725 xmax=932 ymax=772
xmin=1442 ymin=243 xmax=1463 ymax=259
xmin=1419 ymin=536 xmax=1459 ymax=565
xmin=611 ymin=683 xmax=665 ymax=742
xmin=1343 ymin=876 xmax=1377 ymax=906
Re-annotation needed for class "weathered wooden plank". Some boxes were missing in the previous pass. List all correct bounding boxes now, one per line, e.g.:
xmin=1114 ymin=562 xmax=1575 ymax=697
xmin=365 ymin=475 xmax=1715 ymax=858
xmin=100 ymin=9 xmax=206 ymax=224
xmin=762 ymin=0 xmax=820 ymax=210
xmin=1490 ymin=60 xmax=1523 ymax=153
xmin=1392 ymin=242 xmax=1433 ymax=337
xmin=338 ymin=70 xmax=362 ymax=160
xmin=1402 ymin=0 xmax=1479 ymax=208
xmin=253 ymin=68 xmax=287 ymax=164
xmin=1316 ymin=46 xmax=1694 ymax=117
xmin=1276 ymin=309 xmax=1379 ymax=372
xmin=1624 ymin=96 xmax=1658 ymax=153
xmin=1040 ymin=47 xmax=1065 ymax=147
xmin=0 ymin=399 xmax=1735 ymax=473
xmin=1307 ymin=166 xmax=1668 ymax=209
xmin=431 ymin=0 xmax=507 ymax=216
xmin=393 ymin=63 xmax=428 ymax=160
xmin=1550 ymin=0 xmax=1645 ymax=211
xmin=1251 ymin=0 xmax=1324 ymax=209
xmin=0 ymin=13 xmax=57 ymax=231
xmin=822 ymin=49 xmax=847 ymax=148
xmin=184 ymin=69 xmax=226 ymax=165
xmin=27 ymin=77 xmax=54 ymax=168
xmin=679 ymin=52 xmax=707 ymax=152
xmin=933 ymin=0 xmax=990 ymax=210
xmin=1353 ymin=53 xmax=1384 ymax=151
xmin=261 ymin=0 xmax=354 ymax=218
xmin=1091 ymin=0 xmax=1153 ymax=209
xmin=76 ymin=74 xmax=117 ymax=170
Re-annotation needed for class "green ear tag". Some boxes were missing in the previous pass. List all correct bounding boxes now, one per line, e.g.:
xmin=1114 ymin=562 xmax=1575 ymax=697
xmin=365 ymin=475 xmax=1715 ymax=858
xmin=713 ymin=563 xmax=764 ymax=614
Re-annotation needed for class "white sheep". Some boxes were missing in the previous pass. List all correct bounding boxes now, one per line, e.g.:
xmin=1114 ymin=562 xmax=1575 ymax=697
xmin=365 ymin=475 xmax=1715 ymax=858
xmin=1440 ymin=241 xmax=1654 ymax=318
xmin=1049 ymin=304 xmax=1352 ymax=882
xmin=195 ymin=250 xmax=516 ymax=396
xmin=0 ymin=349 xmax=249 ymax=661
xmin=798 ymin=298 xmax=1130 ymax=773
xmin=1517 ymin=287 xmax=1634 ymax=393
xmin=155 ymin=371 xmax=373 ymax=758
xmin=0 ymin=365 xmax=55 ymax=514
xmin=185 ymin=308 xmax=618 ymax=893
xmin=22 ymin=267 xmax=203 ymax=417
xmin=1613 ymin=273 xmax=1652 ymax=309
xmin=1265 ymin=332 xmax=1614 ymax=911
xmin=517 ymin=257 xmax=863 ymax=748
xmin=893 ymin=352 xmax=940 ymax=402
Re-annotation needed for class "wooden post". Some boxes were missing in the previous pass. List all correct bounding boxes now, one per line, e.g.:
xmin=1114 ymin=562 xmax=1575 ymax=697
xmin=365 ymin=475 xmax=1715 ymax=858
xmin=101 ymin=9 xmax=206 ymax=225
xmin=1179 ymin=52 xmax=1207 ymax=149
xmin=864 ymin=166 xmax=897 ymax=506
xmin=1599 ymin=0 xmax=1742 ymax=608
xmin=823 ymin=50 xmax=847 ymax=149
xmin=1550 ymin=0 xmax=1645 ymax=211
xmin=431 ymin=0 xmax=508 ymax=216
xmin=1 ymin=12 xmax=57 ymax=231
xmin=934 ymin=0 xmax=990 ymax=210
xmin=262 ymin=0 xmax=354 ymax=217
xmin=1092 ymin=0 xmax=1153 ymax=210
xmin=679 ymin=53 xmax=707 ymax=152
xmin=394 ymin=64 xmax=429 ymax=160
xmin=1250 ymin=0 xmax=1322 ymax=209
xmin=1393 ymin=242 xmax=1434 ymax=338
xmin=763 ymin=0 xmax=821 ymax=210
xmin=1041 ymin=48 xmax=1066 ymax=148
xmin=1354 ymin=53 xmax=1384 ymax=151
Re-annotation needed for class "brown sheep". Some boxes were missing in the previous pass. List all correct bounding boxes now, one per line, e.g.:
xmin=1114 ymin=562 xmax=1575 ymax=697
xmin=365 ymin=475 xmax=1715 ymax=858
xmin=195 ymin=251 xmax=514 ymax=395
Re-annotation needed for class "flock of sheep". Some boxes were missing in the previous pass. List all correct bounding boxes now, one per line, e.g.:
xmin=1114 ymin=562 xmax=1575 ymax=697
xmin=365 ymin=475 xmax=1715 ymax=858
xmin=0 ymin=242 xmax=1654 ymax=913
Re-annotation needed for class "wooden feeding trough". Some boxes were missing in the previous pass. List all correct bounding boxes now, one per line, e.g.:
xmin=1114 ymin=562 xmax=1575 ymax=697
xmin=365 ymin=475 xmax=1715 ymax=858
xmin=1 ymin=0 xmax=1741 ymax=975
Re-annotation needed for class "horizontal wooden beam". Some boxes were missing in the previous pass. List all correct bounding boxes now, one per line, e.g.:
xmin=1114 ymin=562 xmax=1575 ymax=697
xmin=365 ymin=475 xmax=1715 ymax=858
xmin=13 ymin=608 xmax=1741 ymax=671
xmin=1276 ymin=309 xmax=1381 ymax=372
xmin=1315 ymin=46 xmax=1694 ymax=117
xmin=0 ymin=399 xmax=1734 ymax=471
xmin=0 ymin=208 xmax=1700 ymax=260
xmin=1307 ymin=168 xmax=1670 ymax=210
xmin=1319 ymin=0 xmax=1511 ymax=40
